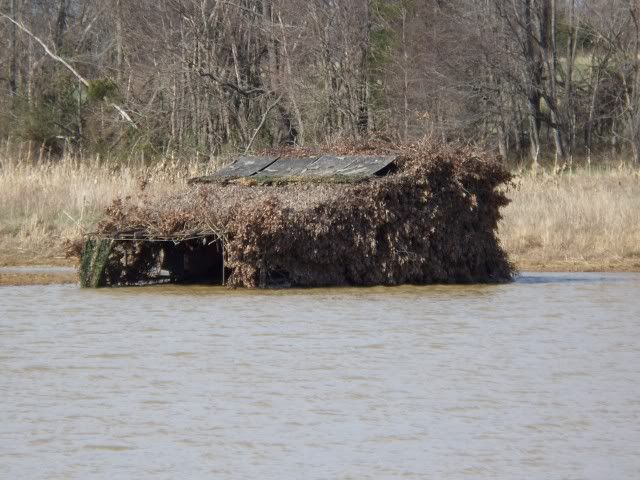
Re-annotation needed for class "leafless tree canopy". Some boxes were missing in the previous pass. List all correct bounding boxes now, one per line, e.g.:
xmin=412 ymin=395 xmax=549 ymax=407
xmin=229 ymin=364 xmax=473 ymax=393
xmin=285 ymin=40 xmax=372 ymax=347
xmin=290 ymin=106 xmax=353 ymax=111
xmin=1 ymin=0 xmax=638 ymax=164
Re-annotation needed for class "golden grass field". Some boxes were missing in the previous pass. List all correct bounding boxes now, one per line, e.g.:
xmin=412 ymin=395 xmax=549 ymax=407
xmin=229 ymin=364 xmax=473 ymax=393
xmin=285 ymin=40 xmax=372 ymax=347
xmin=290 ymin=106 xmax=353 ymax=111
xmin=0 ymin=153 xmax=212 ymax=267
xmin=500 ymin=165 xmax=640 ymax=272
xmin=1 ymin=152 xmax=639 ymax=275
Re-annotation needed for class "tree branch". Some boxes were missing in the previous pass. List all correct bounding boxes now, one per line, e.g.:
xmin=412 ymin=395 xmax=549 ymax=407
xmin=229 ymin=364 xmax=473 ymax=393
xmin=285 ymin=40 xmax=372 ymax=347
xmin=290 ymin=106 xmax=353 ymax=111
xmin=0 ymin=12 xmax=137 ymax=130
xmin=244 ymin=94 xmax=283 ymax=154
xmin=1 ymin=12 xmax=89 ymax=87
xmin=197 ymin=68 xmax=268 ymax=97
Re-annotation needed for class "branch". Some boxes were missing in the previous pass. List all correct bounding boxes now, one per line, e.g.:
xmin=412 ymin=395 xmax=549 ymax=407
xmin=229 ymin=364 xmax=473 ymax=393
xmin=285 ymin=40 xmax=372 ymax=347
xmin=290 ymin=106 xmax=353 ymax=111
xmin=0 ymin=13 xmax=137 ymax=130
xmin=1 ymin=13 xmax=88 ymax=87
xmin=244 ymin=94 xmax=283 ymax=154
xmin=223 ymin=1 xmax=263 ymax=18
xmin=197 ymin=68 xmax=268 ymax=97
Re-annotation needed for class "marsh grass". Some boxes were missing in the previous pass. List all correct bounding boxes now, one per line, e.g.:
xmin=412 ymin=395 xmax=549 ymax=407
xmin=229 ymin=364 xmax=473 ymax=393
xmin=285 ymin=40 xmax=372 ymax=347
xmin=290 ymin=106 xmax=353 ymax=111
xmin=0 ymin=148 xmax=215 ymax=265
xmin=1 ymin=145 xmax=639 ymax=271
xmin=500 ymin=165 xmax=640 ymax=271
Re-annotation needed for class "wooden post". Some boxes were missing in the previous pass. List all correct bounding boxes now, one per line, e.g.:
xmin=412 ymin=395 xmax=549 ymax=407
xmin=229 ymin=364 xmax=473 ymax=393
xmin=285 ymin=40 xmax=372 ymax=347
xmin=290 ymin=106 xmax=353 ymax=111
xmin=221 ymin=239 xmax=226 ymax=286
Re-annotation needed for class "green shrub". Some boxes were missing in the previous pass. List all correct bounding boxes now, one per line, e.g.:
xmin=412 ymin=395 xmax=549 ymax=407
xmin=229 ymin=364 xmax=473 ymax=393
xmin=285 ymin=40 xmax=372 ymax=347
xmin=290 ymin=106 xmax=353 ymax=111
xmin=87 ymin=78 xmax=118 ymax=102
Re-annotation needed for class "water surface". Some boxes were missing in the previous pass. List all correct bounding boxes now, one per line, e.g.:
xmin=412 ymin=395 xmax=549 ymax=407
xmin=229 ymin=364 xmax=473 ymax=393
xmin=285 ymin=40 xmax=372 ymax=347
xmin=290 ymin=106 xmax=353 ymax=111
xmin=1 ymin=273 xmax=639 ymax=479
xmin=0 ymin=265 xmax=77 ymax=286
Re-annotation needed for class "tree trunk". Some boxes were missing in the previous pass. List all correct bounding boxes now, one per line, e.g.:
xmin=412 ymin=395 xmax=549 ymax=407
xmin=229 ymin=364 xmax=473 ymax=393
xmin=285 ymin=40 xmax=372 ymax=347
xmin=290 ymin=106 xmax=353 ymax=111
xmin=9 ymin=0 xmax=17 ymax=96
xmin=278 ymin=13 xmax=304 ymax=145
xmin=547 ymin=0 xmax=566 ymax=164
xmin=115 ymin=0 xmax=124 ymax=84
xmin=357 ymin=0 xmax=370 ymax=134
xmin=524 ymin=0 xmax=542 ymax=167
xmin=54 ymin=0 xmax=67 ymax=50
xmin=627 ymin=0 xmax=640 ymax=164
xmin=566 ymin=0 xmax=579 ymax=165
xmin=586 ymin=66 xmax=601 ymax=169
xmin=401 ymin=6 xmax=409 ymax=141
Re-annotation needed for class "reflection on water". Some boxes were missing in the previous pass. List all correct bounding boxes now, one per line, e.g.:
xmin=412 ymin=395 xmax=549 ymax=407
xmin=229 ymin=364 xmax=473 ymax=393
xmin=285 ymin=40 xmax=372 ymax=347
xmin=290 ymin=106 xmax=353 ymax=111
xmin=0 ymin=266 xmax=76 ymax=273
xmin=1 ymin=273 xmax=640 ymax=479
xmin=0 ymin=266 xmax=77 ymax=286
xmin=516 ymin=273 xmax=634 ymax=285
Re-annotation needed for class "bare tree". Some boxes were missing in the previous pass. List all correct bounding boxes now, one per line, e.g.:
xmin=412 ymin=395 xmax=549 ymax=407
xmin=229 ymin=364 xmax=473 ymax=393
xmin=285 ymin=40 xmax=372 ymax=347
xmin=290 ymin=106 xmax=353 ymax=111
xmin=0 ymin=0 xmax=637 ymax=164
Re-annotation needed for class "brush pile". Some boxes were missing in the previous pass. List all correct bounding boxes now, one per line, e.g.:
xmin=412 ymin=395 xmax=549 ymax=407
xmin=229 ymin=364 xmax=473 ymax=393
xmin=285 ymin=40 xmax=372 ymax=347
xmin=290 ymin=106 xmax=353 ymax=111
xmin=81 ymin=140 xmax=515 ymax=287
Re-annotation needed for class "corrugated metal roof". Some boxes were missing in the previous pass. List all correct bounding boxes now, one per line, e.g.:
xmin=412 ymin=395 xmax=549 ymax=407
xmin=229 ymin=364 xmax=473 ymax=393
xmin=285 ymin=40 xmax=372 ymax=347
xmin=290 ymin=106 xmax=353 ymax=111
xmin=188 ymin=156 xmax=278 ymax=184
xmin=299 ymin=155 xmax=356 ymax=176
xmin=258 ymin=156 xmax=318 ymax=176
xmin=215 ymin=155 xmax=279 ymax=177
xmin=189 ymin=154 xmax=398 ymax=184
xmin=331 ymin=155 xmax=398 ymax=177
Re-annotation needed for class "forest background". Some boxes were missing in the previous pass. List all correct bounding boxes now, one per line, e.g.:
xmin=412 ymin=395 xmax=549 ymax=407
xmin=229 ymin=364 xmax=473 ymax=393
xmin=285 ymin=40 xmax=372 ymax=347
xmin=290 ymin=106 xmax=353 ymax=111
xmin=0 ymin=0 xmax=639 ymax=274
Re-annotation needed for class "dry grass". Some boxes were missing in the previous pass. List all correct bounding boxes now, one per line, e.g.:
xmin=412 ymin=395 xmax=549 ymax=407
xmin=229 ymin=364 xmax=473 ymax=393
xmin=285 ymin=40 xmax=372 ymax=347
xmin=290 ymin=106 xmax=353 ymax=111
xmin=0 ymin=151 xmax=213 ymax=266
xmin=500 ymin=166 xmax=640 ymax=272
xmin=1 ymin=149 xmax=639 ymax=272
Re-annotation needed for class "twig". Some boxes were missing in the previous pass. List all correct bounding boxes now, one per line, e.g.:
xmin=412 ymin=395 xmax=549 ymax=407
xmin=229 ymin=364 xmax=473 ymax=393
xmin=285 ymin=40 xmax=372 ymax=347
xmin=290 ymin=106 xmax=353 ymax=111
xmin=197 ymin=68 xmax=268 ymax=97
xmin=244 ymin=94 xmax=283 ymax=154
xmin=0 ymin=13 xmax=137 ymax=130
xmin=63 ymin=210 xmax=87 ymax=233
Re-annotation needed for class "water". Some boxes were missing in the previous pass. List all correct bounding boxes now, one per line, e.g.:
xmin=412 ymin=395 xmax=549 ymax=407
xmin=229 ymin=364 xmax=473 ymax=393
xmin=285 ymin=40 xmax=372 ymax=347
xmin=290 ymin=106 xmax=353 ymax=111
xmin=0 ymin=266 xmax=75 ymax=273
xmin=0 ymin=266 xmax=76 ymax=286
xmin=1 ymin=273 xmax=639 ymax=479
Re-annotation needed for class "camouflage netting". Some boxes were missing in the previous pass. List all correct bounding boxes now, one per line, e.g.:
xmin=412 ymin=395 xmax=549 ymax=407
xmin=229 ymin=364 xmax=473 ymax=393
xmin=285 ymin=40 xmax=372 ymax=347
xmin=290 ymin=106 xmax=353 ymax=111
xmin=80 ymin=140 xmax=515 ymax=287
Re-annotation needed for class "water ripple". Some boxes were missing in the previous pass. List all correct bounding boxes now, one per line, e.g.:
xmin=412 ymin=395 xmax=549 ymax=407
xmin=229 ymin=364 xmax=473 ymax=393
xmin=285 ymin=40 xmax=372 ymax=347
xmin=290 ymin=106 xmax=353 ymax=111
xmin=1 ymin=273 xmax=640 ymax=479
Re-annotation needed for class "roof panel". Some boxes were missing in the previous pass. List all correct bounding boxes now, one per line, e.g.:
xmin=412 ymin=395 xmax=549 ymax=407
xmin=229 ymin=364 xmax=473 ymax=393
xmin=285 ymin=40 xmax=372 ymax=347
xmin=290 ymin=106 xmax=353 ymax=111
xmin=188 ymin=156 xmax=280 ymax=183
xmin=335 ymin=155 xmax=398 ymax=177
xmin=188 ymin=154 xmax=399 ymax=184
xmin=301 ymin=155 xmax=357 ymax=176
xmin=215 ymin=156 xmax=279 ymax=177
xmin=256 ymin=156 xmax=319 ymax=177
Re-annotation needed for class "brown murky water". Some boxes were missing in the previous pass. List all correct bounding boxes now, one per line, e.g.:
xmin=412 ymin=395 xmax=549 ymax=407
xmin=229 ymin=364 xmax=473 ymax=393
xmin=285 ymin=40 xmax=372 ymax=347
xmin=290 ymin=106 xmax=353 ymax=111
xmin=0 ymin=266 xmax=77 ymax=286
xmin=1 ymin=273 xmax=640 ymax=479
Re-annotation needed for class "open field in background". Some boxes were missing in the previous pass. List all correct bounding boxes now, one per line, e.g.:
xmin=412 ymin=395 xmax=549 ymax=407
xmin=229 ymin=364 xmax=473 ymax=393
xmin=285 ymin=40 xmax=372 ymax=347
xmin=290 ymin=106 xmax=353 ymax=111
xmin=1 ymin=152 xmax=639 ymax=273
xmin=0 ymin=153 xmax=215 ymax=266
xmin=500 ymin=166 xmax=640 ymax=272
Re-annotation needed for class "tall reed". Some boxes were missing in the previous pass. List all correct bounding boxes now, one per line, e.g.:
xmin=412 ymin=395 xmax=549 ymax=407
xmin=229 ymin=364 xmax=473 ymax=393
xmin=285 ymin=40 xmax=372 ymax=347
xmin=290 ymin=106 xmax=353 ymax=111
xmin=500 ymin=165 xmax=640 ymax=270
xmin=1 ymin=140 xmax=639 ymax=270
xmin=0 ymin=141 xmax=214 ymax=264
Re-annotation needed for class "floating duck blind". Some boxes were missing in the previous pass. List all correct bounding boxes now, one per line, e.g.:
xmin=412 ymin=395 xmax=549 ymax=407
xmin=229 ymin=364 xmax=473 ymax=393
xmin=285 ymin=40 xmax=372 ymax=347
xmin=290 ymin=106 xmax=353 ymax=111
xmin=79 ymin=142 xmax=515 ymax=288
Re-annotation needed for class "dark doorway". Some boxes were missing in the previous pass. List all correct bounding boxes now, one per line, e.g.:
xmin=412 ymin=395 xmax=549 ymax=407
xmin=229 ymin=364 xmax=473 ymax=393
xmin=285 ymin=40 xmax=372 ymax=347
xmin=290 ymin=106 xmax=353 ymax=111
xmin=161 ymin=237 xmax=226 ymax=285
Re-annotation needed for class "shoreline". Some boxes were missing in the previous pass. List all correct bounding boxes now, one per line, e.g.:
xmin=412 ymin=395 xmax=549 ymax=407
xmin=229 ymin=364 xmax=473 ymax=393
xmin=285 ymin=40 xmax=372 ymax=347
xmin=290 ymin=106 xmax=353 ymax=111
xmin=514 ymin=259 xmax=640 ymax=274
xmin=2 ymin=255 xmax=639 ymax=287
xmin=0 ymin=265 xmax=78 ymax=286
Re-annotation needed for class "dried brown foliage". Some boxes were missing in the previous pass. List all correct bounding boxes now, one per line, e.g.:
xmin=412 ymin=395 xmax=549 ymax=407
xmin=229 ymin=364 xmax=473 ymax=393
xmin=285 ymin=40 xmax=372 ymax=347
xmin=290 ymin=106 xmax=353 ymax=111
xmin=89 ymin=140 xmax=514 ymax=287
